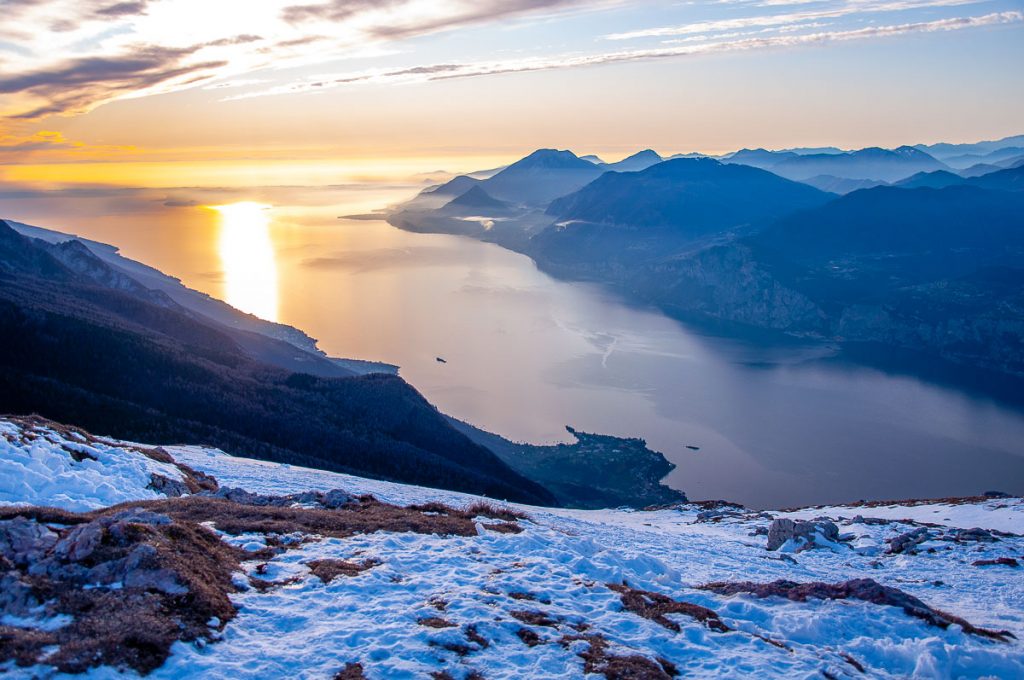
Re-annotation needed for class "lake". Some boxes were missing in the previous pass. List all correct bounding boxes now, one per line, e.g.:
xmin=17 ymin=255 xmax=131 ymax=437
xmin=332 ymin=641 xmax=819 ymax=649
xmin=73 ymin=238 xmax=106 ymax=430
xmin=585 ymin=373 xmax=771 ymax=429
xmin=4 ymin=182 xmax=1023 ymax=508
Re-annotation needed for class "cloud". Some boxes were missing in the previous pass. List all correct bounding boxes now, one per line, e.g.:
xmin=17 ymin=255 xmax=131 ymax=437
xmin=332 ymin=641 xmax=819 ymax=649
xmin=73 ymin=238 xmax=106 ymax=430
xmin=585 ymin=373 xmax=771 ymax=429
xmin=0 ymin=45 xmax=228 ymax=120
xmin=0 ymin=0 xmax=602 ymax=123
xmin=229 ymin=10 xmax=1023 ymax=98
xmin=605 ymin=0 xmax=983 ymax=40
xmin=0 ymin=129 xmax=138 ymax=162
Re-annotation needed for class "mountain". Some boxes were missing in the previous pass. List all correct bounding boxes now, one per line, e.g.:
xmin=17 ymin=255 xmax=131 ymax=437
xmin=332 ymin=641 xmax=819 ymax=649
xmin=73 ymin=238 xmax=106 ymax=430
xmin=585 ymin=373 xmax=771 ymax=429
xmin=6 ymin=219 xmax=395 ymax=377
xmin=752 ymin=185 xmax=1024 ymax=273
xmin=964 ymin=164 xmax=1024 ymax=192
xmin=959 ymin=163 xmax=1004 ymax=178
xmin=782 ymin=146 xmax=846 ymax=155
xmin=943 ymin=147 xmax=1024 ymax=170
xmin=0 ymin=219 xmax=555 ymax=505
xmin=895 ymin=170 xmax=964 ymax=189
xmin=422 ymin=175 xmax=481 ymax=198
xmin=478 ymin=149 xmax=605 ymax=206
xmin=579 ymin=153 xmax=605 ymax=164
xmin=723 ymin=148 xmax=797 ymax=170
xmin=599 ymin=149 xmax=663 ymax=172
xmin=443 ymin=185 xmax=511 ymax=211
xmin=536 ymin=158 xmax=831 ymax=267
xmin=914 ymin=134 xmax=1024 ymax=162
xmin=799 ymin=175 xmax=885 ymax=194
xmin=770 ymin=146 xmax=949 ymax=183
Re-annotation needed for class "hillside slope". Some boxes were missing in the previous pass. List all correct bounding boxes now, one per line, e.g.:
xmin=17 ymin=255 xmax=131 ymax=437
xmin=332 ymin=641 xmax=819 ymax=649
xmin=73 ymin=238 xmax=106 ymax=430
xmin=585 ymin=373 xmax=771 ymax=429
xmin=2 ymin=416 xmax=1022 ymax=679
xmin=0 ymin=219 xmax=554 ymax=505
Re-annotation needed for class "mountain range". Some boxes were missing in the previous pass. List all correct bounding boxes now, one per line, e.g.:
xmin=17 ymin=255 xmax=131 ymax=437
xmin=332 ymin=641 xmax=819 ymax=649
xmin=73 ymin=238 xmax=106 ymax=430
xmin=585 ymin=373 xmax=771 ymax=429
xmin=388 ymin=135 xmax=1024 ymax=380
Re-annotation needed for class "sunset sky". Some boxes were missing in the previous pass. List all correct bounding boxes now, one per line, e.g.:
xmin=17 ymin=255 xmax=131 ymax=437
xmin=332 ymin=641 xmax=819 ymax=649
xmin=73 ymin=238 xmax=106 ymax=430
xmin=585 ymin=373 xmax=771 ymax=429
xmin=2 ymin=0 xmax=1023 ymax=186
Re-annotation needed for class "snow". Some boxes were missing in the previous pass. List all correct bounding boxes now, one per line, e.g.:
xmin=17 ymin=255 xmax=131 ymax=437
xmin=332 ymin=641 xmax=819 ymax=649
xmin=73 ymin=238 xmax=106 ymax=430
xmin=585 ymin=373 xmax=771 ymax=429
xmin=2 ymin=418 xmax=1023 ymax=679
xmin=0 ymin=420 xmax=186 ymax=512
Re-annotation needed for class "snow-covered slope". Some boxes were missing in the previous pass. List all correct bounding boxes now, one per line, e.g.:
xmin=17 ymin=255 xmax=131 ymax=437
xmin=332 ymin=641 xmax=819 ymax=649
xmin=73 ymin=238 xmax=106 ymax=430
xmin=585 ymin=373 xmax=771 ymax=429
xmin=2 ymin=417 xmax=1022 ymax=679
xmin=0 ymin=418 xmax=193 ymax=512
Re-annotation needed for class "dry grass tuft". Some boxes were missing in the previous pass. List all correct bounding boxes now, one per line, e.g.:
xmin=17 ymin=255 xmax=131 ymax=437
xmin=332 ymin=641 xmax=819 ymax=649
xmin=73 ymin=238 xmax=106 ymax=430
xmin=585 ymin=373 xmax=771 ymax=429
xmin=607 ymin=583 xmax=730 ymax=633
xmin=561 ymin=633 xmax=678 ymax=679
xmin=306 ymin=558 xmax=380 ymax=583
xmin=699 ymin=578 xmax=1014 ymax=642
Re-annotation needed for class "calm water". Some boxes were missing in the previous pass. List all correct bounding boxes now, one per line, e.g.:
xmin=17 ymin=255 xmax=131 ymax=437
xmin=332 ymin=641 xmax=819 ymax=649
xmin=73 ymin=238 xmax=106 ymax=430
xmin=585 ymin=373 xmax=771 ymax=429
xmin=4 ymin=184 xmax=1024 ymax=507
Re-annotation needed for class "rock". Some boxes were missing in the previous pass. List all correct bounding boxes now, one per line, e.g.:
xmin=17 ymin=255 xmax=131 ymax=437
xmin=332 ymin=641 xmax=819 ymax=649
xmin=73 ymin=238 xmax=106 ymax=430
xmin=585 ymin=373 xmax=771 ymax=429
xmin=696 ymin=509 xmax=735 ymax=523
xmin=214 ymin=486 xmax=269 ymax=505
xmin=124 ymin=566 xmax=188 ymax=594
xmin=972 ymin=557 xmax=1019 ymax=568
xmin=105 ymin=509 xmax=172 ymax=526
xmin=766 ymin=518 xmax=840 ymax=551
xmin=321 ymin=489 xmax=351 ymax=509
xmin=0 ymin=517 xmax=58 ymax=566
xmin=288 ymin=491 xmax=321 ymax=506
xmin=950 ymin=527 xmax=998 ymax=543
xmin=0 ymin=572 xmax=40 ymax=617
xmin=850 ymin=515 xmax=891 ymax=526
xmin=887 ymin=527 xmax=931 ymax=554
xmin=148 ymin=473 xmax=191 ymax=498
xmin=53 ymin=522 xmax=104 ymax=562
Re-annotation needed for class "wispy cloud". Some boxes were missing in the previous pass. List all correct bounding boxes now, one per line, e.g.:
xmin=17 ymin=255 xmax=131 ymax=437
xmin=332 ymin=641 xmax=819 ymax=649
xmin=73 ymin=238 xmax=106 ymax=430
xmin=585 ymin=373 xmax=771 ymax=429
xmin=0 ymin=0 xmax=603 ymax=122
xmin=228 ymin=11 xmax=1023 ymax=98
xmin=605 ymin=0 xmax=984 ymax=40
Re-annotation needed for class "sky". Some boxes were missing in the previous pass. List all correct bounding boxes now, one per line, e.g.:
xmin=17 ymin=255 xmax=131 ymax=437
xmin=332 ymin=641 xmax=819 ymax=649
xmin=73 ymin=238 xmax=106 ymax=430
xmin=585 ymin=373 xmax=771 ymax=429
xmin=1 ymin=0 xmax=1023 ymax=186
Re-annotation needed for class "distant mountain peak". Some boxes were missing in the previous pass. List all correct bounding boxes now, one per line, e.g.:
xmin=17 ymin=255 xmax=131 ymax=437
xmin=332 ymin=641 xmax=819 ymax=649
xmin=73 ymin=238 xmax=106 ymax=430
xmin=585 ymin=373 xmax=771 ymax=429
xmin=513 ymin=148 xmax=590 ymax=169
xmin=444 ymin=185 xmax=509 ymax=210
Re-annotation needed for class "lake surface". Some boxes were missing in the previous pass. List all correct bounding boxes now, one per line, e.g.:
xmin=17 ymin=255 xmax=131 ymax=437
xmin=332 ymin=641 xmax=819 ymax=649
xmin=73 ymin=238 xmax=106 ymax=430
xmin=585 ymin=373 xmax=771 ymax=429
xmin=4 ymin=183 xmax=1024 ymax=508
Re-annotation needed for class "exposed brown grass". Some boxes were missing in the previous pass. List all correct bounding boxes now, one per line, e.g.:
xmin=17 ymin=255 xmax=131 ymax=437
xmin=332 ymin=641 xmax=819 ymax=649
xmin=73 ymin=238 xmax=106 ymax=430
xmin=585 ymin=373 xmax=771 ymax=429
xmin=607 ymin=583 xmax=730 ymax=633
xmin=699 ymin=578 xmax=1014 ymax=642
xmin=561 ymin=633 xmax=678 ymax=679
xmin=334 ymin=662 xmax=368 ymax=679
xmin=510 ymin=609 xmax=559 ymax=628
xmin=516 ymin=627 xmax=542 ymax=647
xmin=306 ymin=558 xmax=381 ymax=583
xmin=1 ymin=512 xmax=242 ymax=675
xmin=418 ymin=616 xmax=456 ymax=629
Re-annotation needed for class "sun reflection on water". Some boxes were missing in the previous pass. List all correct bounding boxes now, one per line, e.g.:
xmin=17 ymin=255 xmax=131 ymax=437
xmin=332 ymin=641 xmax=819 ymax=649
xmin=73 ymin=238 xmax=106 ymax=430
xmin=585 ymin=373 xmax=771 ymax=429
xmin=212 ymin=202 xmax=279 ymax=322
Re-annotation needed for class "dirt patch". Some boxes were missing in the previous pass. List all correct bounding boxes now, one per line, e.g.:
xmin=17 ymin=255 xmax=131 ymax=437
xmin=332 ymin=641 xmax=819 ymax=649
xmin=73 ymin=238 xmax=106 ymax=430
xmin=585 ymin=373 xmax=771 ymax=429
xmin=418 ymin=616 xmax=456 ymax=629
xmin=465 ymin=623 xmax=489 ymax=649
xmin=510 ymin=609 xmax=559 ymax=628
xmin=561 ymin=633 xmax=677 ymax=679
xmin=480 ymin=522 xmax=522 ymax=534
xmin=972 ymin=557 xmax=1019 ymax=567
xmin=464 ymin=501 xmax=529 ymax=522
xmin=114 ymin=495 xmax=482 ymax=540
xmin=306 ymin=558 xmax=380 ymax=583
xmin=700 ymin=578 xmax=1014 ymax=642
xmin=334 ymin=662 xmax=367 ymax=679
xmin=516 ymin=627 xmax=542 ymax=647
xmin=607 ymin=583 xmax=730 ymax=633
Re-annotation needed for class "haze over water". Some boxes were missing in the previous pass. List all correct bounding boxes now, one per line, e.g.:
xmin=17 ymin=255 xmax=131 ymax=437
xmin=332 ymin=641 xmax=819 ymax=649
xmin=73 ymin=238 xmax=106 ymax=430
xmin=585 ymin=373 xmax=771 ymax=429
xmin=6 ymin=184 xmax=1024 ymax=508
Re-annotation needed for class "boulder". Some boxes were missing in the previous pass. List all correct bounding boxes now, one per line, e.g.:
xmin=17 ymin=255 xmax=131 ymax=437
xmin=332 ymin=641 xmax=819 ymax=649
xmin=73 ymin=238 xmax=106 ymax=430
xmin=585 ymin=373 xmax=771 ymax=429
xmin=148 ymin=473 xmax=191 ymax=498
xmin=766 ymin=518 xmax=840 ymax=551
xmin=887 ymin=527 xmax=931 ymax=554
xmin=321 ymin=489 xmax=352 ymax=509
xmin=0 ymin=517 xmax=57 ymax=566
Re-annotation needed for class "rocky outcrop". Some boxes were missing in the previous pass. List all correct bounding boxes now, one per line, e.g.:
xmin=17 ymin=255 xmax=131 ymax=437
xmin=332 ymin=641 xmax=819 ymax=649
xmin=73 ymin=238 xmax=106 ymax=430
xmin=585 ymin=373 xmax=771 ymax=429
xmin=766 ymin=518 xmax=841 ymax=551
